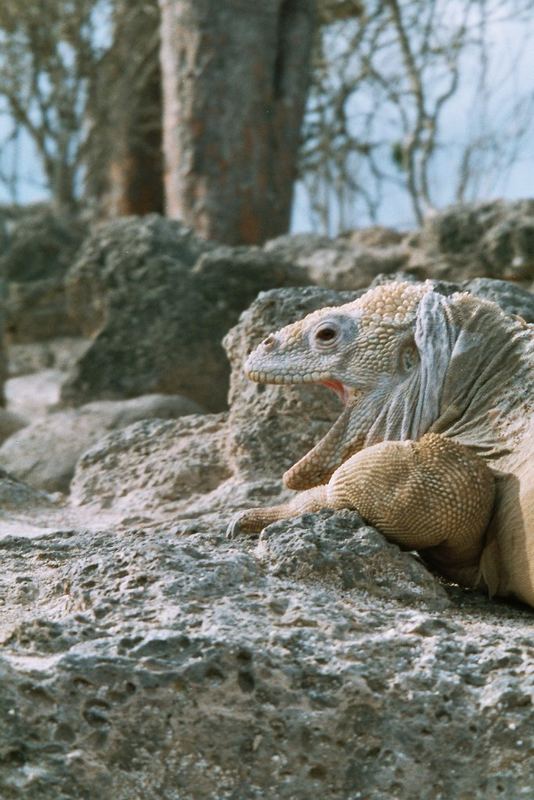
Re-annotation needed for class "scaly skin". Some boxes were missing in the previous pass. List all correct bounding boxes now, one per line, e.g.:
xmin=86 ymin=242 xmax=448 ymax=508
xmin=228 ymin=281 xmax=534 ymax=607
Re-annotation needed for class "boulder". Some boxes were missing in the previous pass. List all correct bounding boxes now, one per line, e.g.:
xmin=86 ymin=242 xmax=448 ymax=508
xmin=0 ymin=408 xmax=28 ymax=445
xmin=0 ymin=205 xmax=86 ymax=284
xmin=62 ymin=216 xmax=307 ymax=411
xmin=5 ymin=369 xmax=66 ymax=420
xmin=64 ymin=214 xmax=211 ymax=339
xmin=0 ymin=508 xmax=531 ymax=799
xmin=464 ymin=277 xmax=534 ymax=322
xmin=8 ymin=338 xmax=91 ymax=379
xmin=265 ymin=202 xmax=534 ymax=289
xmin=0 ymin=394 xmax=204 ymax=493
xmin=70 ymin=412 xmax=232 ymax=515
xmin=413 ymin=199 xmax=534 ymax=283
xmin=0 ymin=205 xmax=87 ymax=341
xmin=5 ymin=278 xmax=81 ymax=342
xmin=265 ymin=230 xmax=411 ymax=291
xmin=0 ymin=467 xmax=53 ymax=511
xmin=257 ymin=509 xmax=451 ymax=610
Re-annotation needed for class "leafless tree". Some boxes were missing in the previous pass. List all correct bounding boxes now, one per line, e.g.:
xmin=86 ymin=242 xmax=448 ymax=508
xmin=0 ymin=0 xmax=108 ymax=212
xmin=301 ymin=0 xmax=534 ymax=232
xmin=85 ymin=0 xmax=163 ymax=216
xmin=0 ymin=0 xmax=163 ymax=215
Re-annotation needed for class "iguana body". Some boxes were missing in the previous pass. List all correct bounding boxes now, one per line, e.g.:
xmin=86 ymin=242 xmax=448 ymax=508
xmin=229 ymin=282 xmax=534 ymax=608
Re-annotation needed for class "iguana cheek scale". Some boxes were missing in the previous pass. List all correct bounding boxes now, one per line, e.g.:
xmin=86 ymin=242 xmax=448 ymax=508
xmin=228 ymin=281 xmax=534 ymax=608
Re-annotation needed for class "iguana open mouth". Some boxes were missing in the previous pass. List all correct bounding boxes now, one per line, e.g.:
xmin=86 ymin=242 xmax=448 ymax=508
xmin=319 ymin=379 xmax=354 ymax=405
xmin=247 ymin=370 xmax=355 ymax=407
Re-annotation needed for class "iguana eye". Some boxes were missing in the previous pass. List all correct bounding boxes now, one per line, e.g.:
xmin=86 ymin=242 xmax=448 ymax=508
xmin=312 ymin=321 xmax=340 ymax=349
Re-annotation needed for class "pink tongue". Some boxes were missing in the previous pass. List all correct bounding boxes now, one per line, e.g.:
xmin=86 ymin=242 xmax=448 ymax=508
xmin=320 ymin=379 xmax=347 ymax=404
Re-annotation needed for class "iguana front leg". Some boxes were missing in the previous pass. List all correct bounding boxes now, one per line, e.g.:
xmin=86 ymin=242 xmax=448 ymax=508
xmin=227 ymin=485 xmax=328 ymax=538
xmin=228 ymin=434 xmax=495 ymax=585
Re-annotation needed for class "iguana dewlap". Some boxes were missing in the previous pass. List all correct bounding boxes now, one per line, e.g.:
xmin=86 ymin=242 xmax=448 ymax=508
xmin=229 ymin=281 xmax=534 ymax=608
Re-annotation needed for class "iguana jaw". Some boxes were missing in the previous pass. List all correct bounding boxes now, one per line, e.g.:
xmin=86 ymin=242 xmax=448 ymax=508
xmin=247 ymin=369 xmax=357 ymax=406
xmin=248 ymin=368 xmax=330 ymax=385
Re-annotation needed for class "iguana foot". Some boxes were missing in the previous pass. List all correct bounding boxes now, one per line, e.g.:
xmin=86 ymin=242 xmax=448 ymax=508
xmin=226 ymin=510 xmax=265 ymax=539
xmin=227 ymin=485 xmax=328 ymax=539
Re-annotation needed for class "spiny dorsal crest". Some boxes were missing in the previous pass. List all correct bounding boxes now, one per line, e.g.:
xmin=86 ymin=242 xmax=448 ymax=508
xmin=354 ymin=281 xmax=429 ymax=331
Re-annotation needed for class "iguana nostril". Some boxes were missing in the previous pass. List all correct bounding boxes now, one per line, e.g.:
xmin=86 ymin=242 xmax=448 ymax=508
xmin=262 ymin=334 xmax=276 ymax=350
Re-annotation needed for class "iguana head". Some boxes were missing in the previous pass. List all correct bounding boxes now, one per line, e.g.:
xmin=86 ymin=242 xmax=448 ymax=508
xmin=245 ymin=281 xmax=529 ymax=489
xmin=247 ymin=282 xmax=426 ymax=401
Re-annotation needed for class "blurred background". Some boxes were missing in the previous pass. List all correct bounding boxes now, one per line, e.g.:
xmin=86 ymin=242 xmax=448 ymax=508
xmin=1 ymin=0 xmax=534 ymax=240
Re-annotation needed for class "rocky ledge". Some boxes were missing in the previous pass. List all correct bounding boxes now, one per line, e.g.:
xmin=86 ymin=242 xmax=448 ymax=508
xmin=0 ymin=212 xmax=533 ymax=799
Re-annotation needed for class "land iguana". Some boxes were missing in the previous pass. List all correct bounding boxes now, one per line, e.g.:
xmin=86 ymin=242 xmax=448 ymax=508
xmin=228 ymin=281 xmax=534 ymax=608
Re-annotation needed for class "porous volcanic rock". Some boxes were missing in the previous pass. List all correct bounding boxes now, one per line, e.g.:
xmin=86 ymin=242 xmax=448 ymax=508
xmin=464 ymin=277 xmax=534 ymax=321
xmin=0 ymin=394 xmax=204 ymax=493
xmin=1 ymin=262 xmax=533 ymax=799
xmin=5 ymin=278 xmax=81 ymax=342
xmin=0 ymin=503 xmax=532 ymax=800
xmin=257 ymin=509 xmax=451 ymax=610
xmin=0 ymin=206 xmax=86 ymax=284
xmin=265 ymin=229 xmax=411 ymax=291
xmin=8 ymin=337 xmax=91 ymax=378
xmin=0 ymin=467 xmax=54 ymax=511
xmin=265 ymin=201 xmax=534 ymax=290
xmin=62 ymin=216 xmax=307 ymax=411
xmin=411 ymin=199 xmax=534 ymax=283
xmin=70 ymin=413 xmax=233 ymax=516
xmin=1 ymin=205 xmax=87 ymax=341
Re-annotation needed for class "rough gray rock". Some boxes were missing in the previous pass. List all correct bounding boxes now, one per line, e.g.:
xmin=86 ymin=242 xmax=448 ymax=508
xmin=62 ymin=216 xmax=307 ymax=411
xmin=65 ymin=215 xmax=211 ymax=339
xmin=0 ymin=205 xmax=86 ymax=284
xmin=257 ymin=509 xmax=451 ymax=610
xmin=0 ymin=467 xmax=54 ymax=511
xmin=0 ymin=394 xmax=204 ymax=493
xmin=70 ymin=412 xmax=232 ymax=516
xmin=0 ymin=504 xmax=531 ymax=800
xmin=0 ymin=408 xmax=27 ymax=444
xmin=267 ymin=201 xmax=534 ymax=290
xmin=1 ymin=206 xmax=87 ymax=342
xmin=265 ymin=229 xmax=411 ymax=291
xmin=5 ymin=278 xmax=82 ymax=342
xmin=464 ymin=277 xmax=534 ymax=321
xmin=5 ymin=369 xmax=66 ymax=420
xmin=412 ymin=199 xmax=534 ymax=283
xmin=7 ymin=337 xmax=91 ymax=379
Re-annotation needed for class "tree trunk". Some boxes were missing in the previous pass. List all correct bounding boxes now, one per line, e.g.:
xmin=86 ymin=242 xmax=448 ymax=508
xmin=159 ymin=0 xmax=316 ymax=245
xmin=86 ymin=0 xmax=164 ymax=217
